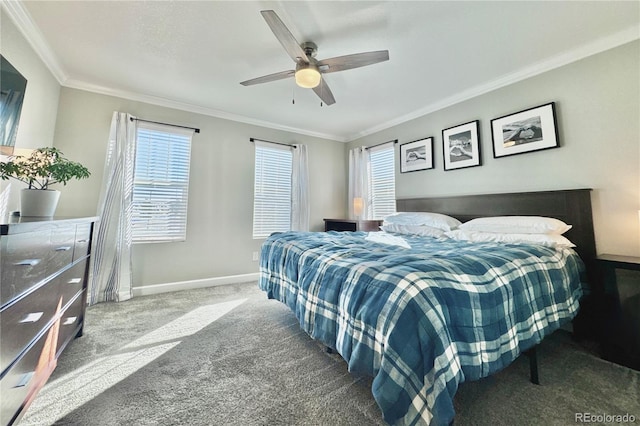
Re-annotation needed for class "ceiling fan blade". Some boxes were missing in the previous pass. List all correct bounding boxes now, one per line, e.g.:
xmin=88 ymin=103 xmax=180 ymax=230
xmin=260 ymin=10 xmax=309 ymax=63
xmin=317 ymin=50 xmax=389 ymax=74
xmin=240 ymin=70 xmax=295 ymax=86
xmin=312 ymin=79 xmax=336 ymax=106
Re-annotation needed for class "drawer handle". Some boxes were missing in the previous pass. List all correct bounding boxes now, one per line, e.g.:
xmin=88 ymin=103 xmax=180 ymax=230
xmin=14 ymin=259 xmax=41 ymax=266
xmin=63 ymin=316 xmax=77 ymax=325
xmin=55 ymin=246 xmax=72 ymax=251
xmin=20 ymin=312 xmax=44 ymax=323
xmin=67 ymin=278 xmax=82 ymax=284
xmin=13 ymin=372 xmax=34 ymax=388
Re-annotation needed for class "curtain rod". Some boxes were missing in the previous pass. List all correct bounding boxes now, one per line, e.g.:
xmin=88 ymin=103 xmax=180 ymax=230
xmin=250 ymin=138 xmax=297 ymax=148
xmin=130 ymin=117 xmax=200 ymax=133
xmin=364 ymin=139 xmax=398 ymax=150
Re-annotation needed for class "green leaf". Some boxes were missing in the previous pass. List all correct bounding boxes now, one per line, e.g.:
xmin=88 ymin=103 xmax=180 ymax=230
xmin=0 ymin=147 xmax=90 ymax=190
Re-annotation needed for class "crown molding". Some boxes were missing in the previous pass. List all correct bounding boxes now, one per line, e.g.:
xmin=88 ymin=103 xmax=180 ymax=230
xmin=63 ymin=79 xmax=347 ymax=142
xmin=1 ymin=0 xmax=67 ymax=84
xmin=347 ymin=24 xmax=640 ymax=142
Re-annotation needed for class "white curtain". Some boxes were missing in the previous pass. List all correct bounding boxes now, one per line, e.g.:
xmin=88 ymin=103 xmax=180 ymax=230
xmin=89 ymin=112 xmax=137 ymax=305
xmin=291 ymin=144 xmax=309 ymax=231
xmin=348 ymin=146 xmax=371 ymax=219
xmin=0 ymin=183 xmax=10 ymax=220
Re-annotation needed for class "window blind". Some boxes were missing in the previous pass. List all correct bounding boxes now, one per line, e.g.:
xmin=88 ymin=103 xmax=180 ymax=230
xmin=131 ymin=122 xmax=193 ymax=243
xmin=368 ymin=142 xmax=396 ymax=219
xmin=253 ymin=142 xmax=293 ymax=239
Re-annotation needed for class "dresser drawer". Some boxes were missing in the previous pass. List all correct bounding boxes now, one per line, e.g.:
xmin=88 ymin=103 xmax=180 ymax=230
xmin=0 ymin=227 xmax=76 ymax=307
xmin=46 ymin=226 xmax=76 ymax=277
xmin=0 ymin=326 xmax=57 ymax=426
xmin=56 ymin=293 xmax=84 ymax=357
xmin=0 ymin=282 xmax=62 ymax=374
xmin=57 ymin=260 xmax=87 ymax=309
xmin=73 ymin=223 xmax=92 ymax=261
xmin=0 ymin=231 xmax=52 ymax=305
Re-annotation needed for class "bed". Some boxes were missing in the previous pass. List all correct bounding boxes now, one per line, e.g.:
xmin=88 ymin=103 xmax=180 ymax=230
xmin=258 ymin=189 xmax=596 ymax=426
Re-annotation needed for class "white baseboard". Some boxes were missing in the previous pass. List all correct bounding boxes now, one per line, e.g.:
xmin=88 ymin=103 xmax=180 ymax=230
xmin=132 ymin=273 xmax=260 ymax=298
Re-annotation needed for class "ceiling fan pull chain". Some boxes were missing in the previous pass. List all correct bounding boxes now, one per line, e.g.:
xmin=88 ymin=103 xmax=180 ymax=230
xmin=292 ymin=86 xmax=295 ymax=104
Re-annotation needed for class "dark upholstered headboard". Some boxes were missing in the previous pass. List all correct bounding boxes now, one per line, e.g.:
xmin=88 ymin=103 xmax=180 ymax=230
xmin=396 ymin=189 xmax=596 ymax=277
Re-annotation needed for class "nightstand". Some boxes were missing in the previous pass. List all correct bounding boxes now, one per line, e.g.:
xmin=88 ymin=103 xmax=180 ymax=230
xmin=323 ymin=219 xmax=382 ymax=232
xmin=597 ymin=254 xmax=640 ymax=370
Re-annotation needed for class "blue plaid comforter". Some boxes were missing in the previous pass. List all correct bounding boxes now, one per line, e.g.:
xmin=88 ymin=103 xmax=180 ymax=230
xmin=258 ymin=231 xmax=584 ymax=425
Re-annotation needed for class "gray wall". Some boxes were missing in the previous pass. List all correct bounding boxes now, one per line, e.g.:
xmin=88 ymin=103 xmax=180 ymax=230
xmin=53 ymin=88 xmax=347 ymax=287
xmin=0 ymin=14 xmax=60 ymax=207
xmin=350 ymin=40 xmax=640 ymax=257
xmin=0 ymin=14 xmax=60 ymax=150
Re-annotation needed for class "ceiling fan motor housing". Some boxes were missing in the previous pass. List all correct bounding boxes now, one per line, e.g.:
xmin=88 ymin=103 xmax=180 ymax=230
xmin=301 ymin=41 xmax=318 ymax=58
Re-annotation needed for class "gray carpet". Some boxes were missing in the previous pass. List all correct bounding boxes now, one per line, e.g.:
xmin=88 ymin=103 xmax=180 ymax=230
xmin=21 ymin=282 xmax=640 ymax=426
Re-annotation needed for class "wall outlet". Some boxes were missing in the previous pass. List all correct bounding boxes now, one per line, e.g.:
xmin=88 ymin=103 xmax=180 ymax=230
xmin=252 ymin=251 xmax=259 ymax=261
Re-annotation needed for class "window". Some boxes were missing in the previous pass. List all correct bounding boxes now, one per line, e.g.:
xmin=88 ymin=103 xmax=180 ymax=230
xmin=253 ymin=142 xmax=293 ymax=239
xmin=368 ymin=142 xmax=396 ymax=219
xmin=131 ymin=122 xmax=193 ymax=243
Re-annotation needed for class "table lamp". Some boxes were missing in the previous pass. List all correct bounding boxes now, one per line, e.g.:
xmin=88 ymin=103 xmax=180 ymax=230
xmin=353 ymin=197 xmax=364 ymax=219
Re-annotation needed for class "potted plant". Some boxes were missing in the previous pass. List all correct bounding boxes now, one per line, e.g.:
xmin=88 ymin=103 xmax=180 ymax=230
xmin=0 ymin=147 xmax=90 ymax=216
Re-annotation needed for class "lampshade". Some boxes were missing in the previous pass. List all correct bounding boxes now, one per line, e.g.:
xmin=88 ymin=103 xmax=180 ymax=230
xmin=295 ymin=65 xmax=321 ymax=89
xmin=353 ymin=197 xmax=364 ymax=217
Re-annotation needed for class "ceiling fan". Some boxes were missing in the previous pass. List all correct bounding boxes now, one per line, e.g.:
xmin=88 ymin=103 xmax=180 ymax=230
xmin=240 ymin=10 xmax=389 ymax=106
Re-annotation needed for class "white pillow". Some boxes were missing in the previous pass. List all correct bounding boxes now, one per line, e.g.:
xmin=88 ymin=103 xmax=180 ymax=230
xmin=380 ymin=223 xmax=445 ymax=238
xmin=459 ymin=216 xmax=571 ymax=235
xmin=383 ymin=212 xmax=461 ymax=231
xmin=445 ymin=230 xmax=576 ymax=248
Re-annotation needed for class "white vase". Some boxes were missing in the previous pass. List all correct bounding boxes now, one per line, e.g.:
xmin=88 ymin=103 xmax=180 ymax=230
xmin=20 ymin=189 xmax=61 ymax=217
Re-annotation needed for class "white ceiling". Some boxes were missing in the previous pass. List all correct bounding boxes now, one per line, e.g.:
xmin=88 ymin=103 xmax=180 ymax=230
xmin=7 ymin=1 xmax=640 ymax=142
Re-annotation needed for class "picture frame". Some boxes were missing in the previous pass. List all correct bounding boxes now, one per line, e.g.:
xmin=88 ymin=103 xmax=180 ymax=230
xmin=442 ymin=120 xmax=481 ymax=171
xmin=399 ymin=137 xmax=434 ymax=173
xmin=491 ymin=102 xmax=559 ymax=158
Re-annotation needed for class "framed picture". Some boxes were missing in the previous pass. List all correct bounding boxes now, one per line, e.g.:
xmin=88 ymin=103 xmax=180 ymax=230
xmin=442 ymin=120 xmax=481 ymax=171
xmin=399 ymin=137 xmax=434 ymax=173
xmin=491 ymin=102 xmax=559 ymax=158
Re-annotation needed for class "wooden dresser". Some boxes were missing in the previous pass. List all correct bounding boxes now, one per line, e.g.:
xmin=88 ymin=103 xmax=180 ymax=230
xmin=0 ymin=216 xmax=97 ymax=426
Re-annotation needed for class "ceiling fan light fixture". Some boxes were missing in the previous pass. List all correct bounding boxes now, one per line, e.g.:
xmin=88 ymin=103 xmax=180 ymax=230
xmin=295 ymin=65 xmax=321 ymax=88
